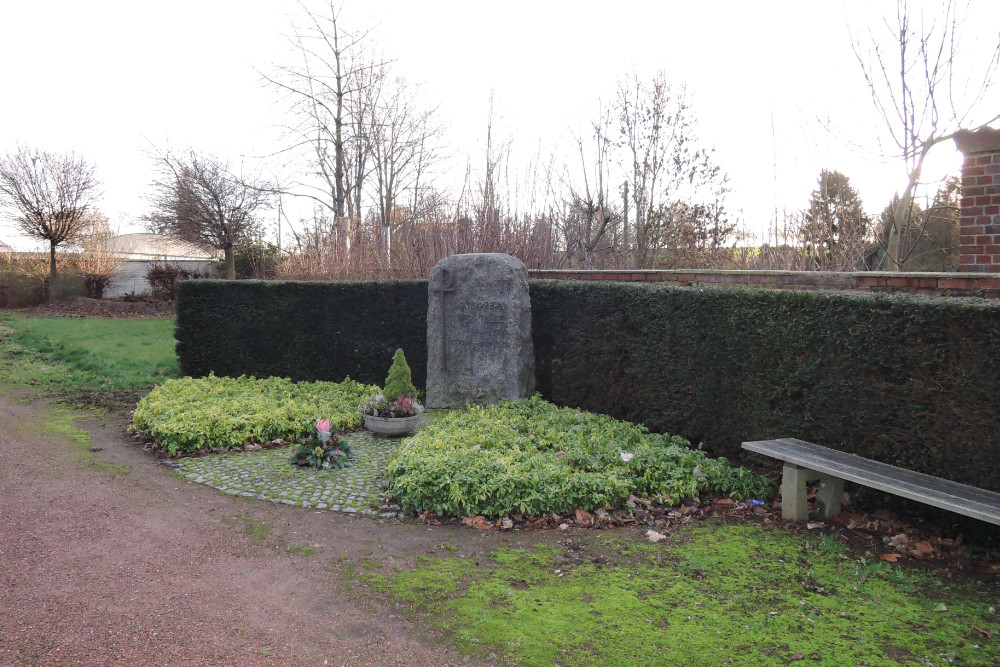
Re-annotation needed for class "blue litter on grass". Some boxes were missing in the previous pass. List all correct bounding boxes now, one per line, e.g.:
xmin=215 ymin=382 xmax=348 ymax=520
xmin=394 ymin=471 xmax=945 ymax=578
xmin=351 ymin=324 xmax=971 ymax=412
xmin=748 ymin=499 xmax=765 ymax=506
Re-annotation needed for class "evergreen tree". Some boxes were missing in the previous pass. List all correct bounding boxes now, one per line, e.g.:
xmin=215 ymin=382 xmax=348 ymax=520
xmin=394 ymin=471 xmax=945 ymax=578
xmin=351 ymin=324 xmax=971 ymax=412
xmin=801 ymin=169 xmax=870 ymax=270
xmin=383 ymin=349 xmax=417 ymax=399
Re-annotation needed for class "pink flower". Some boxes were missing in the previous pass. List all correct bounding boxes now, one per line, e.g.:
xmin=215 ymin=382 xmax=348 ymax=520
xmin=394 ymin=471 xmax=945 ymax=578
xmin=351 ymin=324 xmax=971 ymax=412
xmin=316 ymin=419 xmax=332 ymax=432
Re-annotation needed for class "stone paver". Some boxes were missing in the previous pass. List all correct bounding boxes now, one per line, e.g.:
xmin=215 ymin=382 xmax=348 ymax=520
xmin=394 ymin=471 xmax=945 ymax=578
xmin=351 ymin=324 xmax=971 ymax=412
xmin=173 ymin=428 xmax=408 ymax=518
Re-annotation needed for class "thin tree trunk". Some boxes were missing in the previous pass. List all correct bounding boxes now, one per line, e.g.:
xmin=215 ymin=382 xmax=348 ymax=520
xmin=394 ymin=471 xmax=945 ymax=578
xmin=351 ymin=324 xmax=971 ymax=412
xmin=48 ymin=240 xmax=58 ymax=300
xmin=332 ymin=10 xmax=347 ymax=258
xmin=224 ymin=245 xmax=236 ymax=280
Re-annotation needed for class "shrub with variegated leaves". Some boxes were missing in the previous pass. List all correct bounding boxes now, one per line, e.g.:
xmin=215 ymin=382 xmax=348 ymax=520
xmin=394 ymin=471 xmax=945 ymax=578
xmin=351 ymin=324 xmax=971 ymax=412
xmin=385 ymin=395 xmax=774 ymax=518
xmin=133 ymin=373 xmax=378 ymax=456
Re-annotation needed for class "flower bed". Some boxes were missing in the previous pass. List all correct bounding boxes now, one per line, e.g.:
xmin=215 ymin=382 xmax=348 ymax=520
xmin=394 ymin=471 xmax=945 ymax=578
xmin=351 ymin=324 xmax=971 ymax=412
xmin=385 ymin=395 xmax=774 ymax=518
xmin=132 ymin=374 xmax=378 ymax=455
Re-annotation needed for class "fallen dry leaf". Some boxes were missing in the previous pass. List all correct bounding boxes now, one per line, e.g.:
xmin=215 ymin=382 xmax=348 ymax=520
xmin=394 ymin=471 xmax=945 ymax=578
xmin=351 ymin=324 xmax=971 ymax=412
xmin=715 ymin=498 xmax=735 ymax=509
xmin=646 ymin=529 xmax=667 ymax=543
xmin=575 ymin=509 xmax=594 ymax=527
xmin=880 ymin=553 xmax=902 ymax=563
xmin=789 ymin=653 xmax=805 ymax=661
xmin=915 ymin=541 xmax=934 ymax=554
xmin=463 ymin=515 xmax=495 ymax=530
xmin=974 ymin=625 xmax=994 ymax=640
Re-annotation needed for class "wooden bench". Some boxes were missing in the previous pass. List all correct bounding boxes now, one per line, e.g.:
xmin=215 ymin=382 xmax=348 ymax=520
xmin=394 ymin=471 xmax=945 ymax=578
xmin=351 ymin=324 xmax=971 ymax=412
xmin=741 ymin=438 xmax=1000 ymax=525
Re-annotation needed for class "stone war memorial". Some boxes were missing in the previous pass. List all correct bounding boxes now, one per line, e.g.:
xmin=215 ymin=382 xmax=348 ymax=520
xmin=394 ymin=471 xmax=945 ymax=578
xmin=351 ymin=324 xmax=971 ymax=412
xmin=426 ymin=253 xmax=535 ymax=408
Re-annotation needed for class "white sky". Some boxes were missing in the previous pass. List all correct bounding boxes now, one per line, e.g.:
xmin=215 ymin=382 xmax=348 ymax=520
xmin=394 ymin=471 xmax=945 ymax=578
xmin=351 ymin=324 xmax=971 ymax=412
xmin=1 ymin=0 xmax=998 ymax=249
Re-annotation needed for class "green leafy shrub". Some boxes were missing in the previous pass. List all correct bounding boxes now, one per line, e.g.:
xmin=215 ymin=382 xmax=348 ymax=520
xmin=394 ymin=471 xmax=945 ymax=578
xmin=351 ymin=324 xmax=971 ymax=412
xmin=385 ymin=395 xmax=773 ymax=517
xmin=383 ymin=348 xmax=418 ymax=400
xmin=132 ymin=374 xmax=378 ymax=455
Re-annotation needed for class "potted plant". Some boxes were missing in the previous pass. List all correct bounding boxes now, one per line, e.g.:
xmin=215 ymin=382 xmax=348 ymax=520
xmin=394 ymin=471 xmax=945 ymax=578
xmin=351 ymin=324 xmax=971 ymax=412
xmin=360 ymin=349 xmax=423 ymax=436
xmin=290 ymin=419 xmax=354 ymax=469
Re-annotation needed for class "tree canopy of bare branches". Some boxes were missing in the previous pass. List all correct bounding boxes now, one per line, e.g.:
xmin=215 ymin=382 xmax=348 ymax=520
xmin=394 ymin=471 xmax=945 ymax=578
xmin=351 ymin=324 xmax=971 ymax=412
xmin=146 ymin=148 xmax=270 ymax=279
xmin=853 ymin=0 xmax=1000 ymax=270
xmin=616 ymin=73 xmax=732 ymax=269
xmin=265 ymin=2 xmax=444 ymax=268
xmin=0 ymin=145 xmax=101 ymax=298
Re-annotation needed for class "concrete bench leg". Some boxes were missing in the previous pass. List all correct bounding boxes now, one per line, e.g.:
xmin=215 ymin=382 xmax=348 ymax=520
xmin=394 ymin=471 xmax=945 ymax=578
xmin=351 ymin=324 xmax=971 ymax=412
xmin=815 ymin=477 xmax=845 ymax=520
xmin=782 ymin=463 xmax=810 ymax=521
xmin=782 ymin=463 xmax=845 ymax=521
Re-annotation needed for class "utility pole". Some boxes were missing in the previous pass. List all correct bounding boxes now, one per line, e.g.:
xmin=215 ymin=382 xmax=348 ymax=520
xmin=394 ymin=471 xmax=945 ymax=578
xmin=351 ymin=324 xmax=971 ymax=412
xmin=622 ymin=180 xmax=629 ymax=270
xmin=276 ymin=197 xmax=282 ymax=256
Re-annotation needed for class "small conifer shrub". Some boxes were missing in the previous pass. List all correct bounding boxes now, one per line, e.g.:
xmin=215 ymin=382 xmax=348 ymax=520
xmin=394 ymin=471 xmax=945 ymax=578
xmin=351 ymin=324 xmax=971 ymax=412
xmin=383 ymin=348 xmax=418 ymax=400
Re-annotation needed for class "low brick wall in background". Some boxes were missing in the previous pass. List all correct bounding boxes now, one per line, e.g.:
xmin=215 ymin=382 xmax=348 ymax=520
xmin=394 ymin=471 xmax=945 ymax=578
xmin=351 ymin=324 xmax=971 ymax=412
xmin=527 ymin=269 xmax=1000 ymax=299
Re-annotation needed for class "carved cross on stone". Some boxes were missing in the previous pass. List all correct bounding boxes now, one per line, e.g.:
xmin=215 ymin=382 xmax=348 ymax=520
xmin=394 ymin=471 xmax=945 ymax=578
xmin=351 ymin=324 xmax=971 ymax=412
xmin=432 ymin=266 xmax=455 ymax=370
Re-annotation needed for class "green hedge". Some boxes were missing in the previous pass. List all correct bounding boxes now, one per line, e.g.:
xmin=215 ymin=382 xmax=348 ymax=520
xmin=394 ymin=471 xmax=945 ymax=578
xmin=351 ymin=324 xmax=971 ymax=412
xmin=175 ymin=278 xmax=1000 ymax=491
xmin=530 ymin=281 xmax=1000 ymax=491
xmin=175 ymin=280 xmax=428 ymax=387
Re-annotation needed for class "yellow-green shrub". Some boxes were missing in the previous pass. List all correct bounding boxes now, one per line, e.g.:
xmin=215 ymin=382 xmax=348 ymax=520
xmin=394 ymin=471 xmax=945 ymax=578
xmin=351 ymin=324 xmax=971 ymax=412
xmin=386 ymin=396 xmax=773 ymax=517
xmin=132 ymin=374 xmax=377 ymax=455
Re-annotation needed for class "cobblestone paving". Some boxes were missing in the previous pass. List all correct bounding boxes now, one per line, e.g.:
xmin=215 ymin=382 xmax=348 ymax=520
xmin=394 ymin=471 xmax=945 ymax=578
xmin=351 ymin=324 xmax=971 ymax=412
xmin=172 ymin=428 xmax=408 ymax=518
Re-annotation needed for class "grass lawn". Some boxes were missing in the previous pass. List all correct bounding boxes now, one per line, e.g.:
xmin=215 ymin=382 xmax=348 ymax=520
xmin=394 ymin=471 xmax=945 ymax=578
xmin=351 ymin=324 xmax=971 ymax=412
xmin=352 ymin=520 xmax=1000 ymax=666
xmin=0 ymin=314 xmax=178 ymax=409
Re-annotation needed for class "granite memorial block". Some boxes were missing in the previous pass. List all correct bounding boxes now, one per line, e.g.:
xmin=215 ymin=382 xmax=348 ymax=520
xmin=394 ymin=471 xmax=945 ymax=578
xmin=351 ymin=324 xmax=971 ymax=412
xmin=426 ymin=253 xmax=535 ymax=408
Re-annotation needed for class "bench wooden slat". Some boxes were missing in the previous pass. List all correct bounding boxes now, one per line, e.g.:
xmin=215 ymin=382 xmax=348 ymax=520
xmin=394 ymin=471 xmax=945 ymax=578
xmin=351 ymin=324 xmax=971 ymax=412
xmin=743 ymin=438 xmax=1000 ymax=525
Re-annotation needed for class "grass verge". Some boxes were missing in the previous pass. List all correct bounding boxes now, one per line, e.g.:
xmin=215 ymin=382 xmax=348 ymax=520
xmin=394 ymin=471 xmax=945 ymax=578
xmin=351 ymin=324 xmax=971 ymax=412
xmin=346 ymin=520 xmax=1000 ymax=666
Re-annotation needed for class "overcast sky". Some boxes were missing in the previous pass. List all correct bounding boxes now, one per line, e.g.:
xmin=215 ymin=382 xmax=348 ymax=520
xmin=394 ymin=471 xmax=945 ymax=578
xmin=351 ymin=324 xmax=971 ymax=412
xmin=1 ymin=0 xmax=998 ymax=249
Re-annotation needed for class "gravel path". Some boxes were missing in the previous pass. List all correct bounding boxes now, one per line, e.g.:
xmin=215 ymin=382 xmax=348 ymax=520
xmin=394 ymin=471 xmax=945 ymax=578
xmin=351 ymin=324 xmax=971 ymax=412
xmin=0 ymin=394 xmax=484 ymax=666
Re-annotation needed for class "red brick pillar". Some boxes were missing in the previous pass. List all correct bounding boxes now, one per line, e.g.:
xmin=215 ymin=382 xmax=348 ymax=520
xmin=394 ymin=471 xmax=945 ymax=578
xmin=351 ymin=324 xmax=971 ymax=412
xmin=955 ymin=127 xmax=1000 ymax=272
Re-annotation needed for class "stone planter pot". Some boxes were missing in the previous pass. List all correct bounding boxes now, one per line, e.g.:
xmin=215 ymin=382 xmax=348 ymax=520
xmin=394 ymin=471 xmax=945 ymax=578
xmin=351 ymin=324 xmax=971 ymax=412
xmin=363 ymin=414 xmax=420 ymax=437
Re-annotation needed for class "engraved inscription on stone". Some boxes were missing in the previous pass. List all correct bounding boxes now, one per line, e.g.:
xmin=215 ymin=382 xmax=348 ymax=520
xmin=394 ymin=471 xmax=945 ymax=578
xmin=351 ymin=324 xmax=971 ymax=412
xmin=426 ymin=254 xmax=534 ymax=408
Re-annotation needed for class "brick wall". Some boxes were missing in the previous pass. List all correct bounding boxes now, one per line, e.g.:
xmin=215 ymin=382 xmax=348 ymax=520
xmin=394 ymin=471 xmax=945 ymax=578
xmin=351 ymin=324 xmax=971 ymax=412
xmin=955 ymin=127 xmax=1000 ymax=272
xmin=528 ymin=269 xmax=1000 ymax=298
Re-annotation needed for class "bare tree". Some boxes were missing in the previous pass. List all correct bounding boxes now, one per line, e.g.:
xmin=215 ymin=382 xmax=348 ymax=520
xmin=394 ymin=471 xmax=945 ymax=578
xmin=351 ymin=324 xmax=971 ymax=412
xmin=146 ymin=148 xmax=270 ymax=279
xmin=562 ymin=106 xmax=620 ymax=269
xmin=616 ymin=73 xmax=730 ymax=269
xmin=266 ymin=2 xmax=385 ymax=257
xmin=0 ymin=146 xmax=101 ymax=298
xmin=853 ymin=0 xmax=1000 ymax=270
xmin=74 ymin=210 xmax=124 ymax=298
xmin=362 ymin=73 xmax=444 ymax=264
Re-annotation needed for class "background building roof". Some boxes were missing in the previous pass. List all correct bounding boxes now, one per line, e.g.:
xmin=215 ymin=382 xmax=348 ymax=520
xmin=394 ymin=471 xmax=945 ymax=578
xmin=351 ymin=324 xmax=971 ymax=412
xmin=105 ymin=233 xmax=216 ymax=261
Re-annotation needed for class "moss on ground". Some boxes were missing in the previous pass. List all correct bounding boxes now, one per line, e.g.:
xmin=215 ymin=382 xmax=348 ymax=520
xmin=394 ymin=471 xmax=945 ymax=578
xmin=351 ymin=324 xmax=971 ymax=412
xmin=14 ymin=403 xmax=130 ymax=478
xmin=345 ymin=520 xmax=1000 ymax=666
xmin=226 ymin=514 xmax=316 ymax=557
